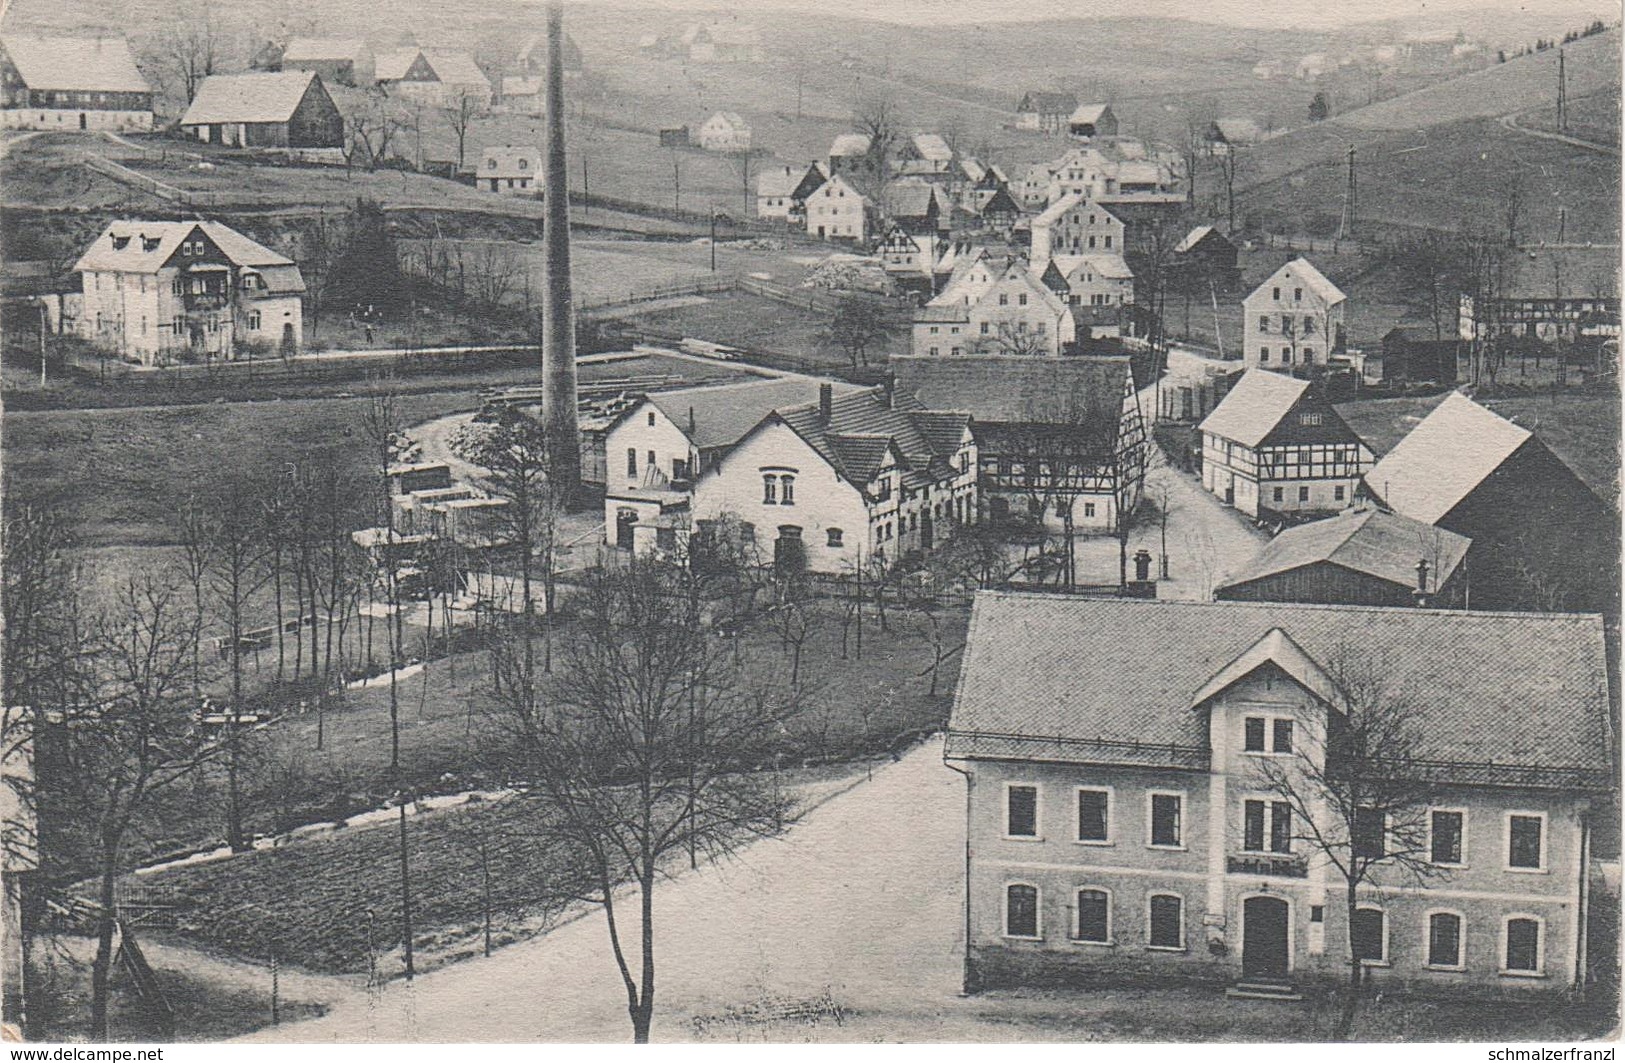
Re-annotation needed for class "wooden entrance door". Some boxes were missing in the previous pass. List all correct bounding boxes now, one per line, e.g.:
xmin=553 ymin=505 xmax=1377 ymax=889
xmin=1241 ymin=896 xmax=1290 ymax=981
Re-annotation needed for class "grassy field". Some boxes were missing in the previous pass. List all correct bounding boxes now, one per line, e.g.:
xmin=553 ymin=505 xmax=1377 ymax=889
xmin=1336 ymin=390 xmax=1622 ymax=508
xmin=620 ymin=290 xmax=909 ymax=372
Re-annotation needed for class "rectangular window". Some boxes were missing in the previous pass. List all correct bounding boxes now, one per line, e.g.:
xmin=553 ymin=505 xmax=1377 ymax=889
xmin=1243 ymin=799 xmax=1266 ymax=852
xmin=1259 ymin=316 xmax=1270 ymax=333
xmin=826 ymin=528 xmax=844 ymax=548
xmin=1149 ymin=793 xmax=1182 ymax=848
xmin=1272 ymin=719 xmax=1294 ymax=754
xmin=1005 ymin=884 xmax=1039 ymax=939
xmin=1428 ymin=912 xmax=1463 ymax=968
xmin=1334 ymin=485 xmax=1346 ymax=502
xmin=1431 ymin=810 xmax=1465 ymax=866
xmin=780 ymin=475 xmax=795 ymax=506
xmin=1077 ymin=788 xmax=1109 ymax=843
xmin=247 ymin=310 xmax=261 ymax=330
xmin=1148 ymin=894 xmax=1183 ymax=949
xmin=1353 ymin=808 xmax=1386 ymax=860
xmin=1298 ymin=486 xmax=1310 ymax=502
xmin=1270 ymin=801 xmax=1292 ymax=853
xmin=626 ymin=448 xmax=637 ymax=476
xmin=1294 ymin=287 xmax=1303 ymax=301
xmin=1018 ymin=293 xmax=1027 ymax=306
xmin=762 ymin=475 xmax=778 ymax=505
xmin=1006 ymin=784 xmax=1039 ymax=838
xmin=1260 ymin=348 xmax=1270 ymax=362
xmin=1353 ymin=908 xmax=1387 ymax=963
xmin=1083 ymin=502 xmax=1096 ymax=518
xmin=1243 ymin=717 xmax=1266 ymax=752
xmin=1504 ymin=917 xmax=1541 ymax=973
xmin=1074 ymin=889 xmax=1110 ymax=943
xmin=1508 ymin=814 xmax=1544 ymax=870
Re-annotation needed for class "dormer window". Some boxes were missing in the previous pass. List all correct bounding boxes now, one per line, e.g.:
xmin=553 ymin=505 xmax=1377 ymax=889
xmin=488 ymin=158 xmax=497 ymax=169
xmin=112 ymin=235 xmax=130 ymax=250
xmin=142 ymin=237 xmax=160 ymax=252
xmin=518 ymin=158 xmax=529 ymax=170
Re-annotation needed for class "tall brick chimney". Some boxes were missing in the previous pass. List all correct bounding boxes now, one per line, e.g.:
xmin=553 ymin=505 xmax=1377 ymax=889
xmin=540 ymin=0 xmax=581 ymax=500
xmin=818 ymin=382 xmax=833 ymax=424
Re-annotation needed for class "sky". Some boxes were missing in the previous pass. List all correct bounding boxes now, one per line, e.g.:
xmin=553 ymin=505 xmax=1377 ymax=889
xmin=566 ymin=0 xmax=1616 ymax=29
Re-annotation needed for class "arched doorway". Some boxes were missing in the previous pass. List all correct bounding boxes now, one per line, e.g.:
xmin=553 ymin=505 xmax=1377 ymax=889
xmin=1241 ymin=895 xmax=1290 ymax=981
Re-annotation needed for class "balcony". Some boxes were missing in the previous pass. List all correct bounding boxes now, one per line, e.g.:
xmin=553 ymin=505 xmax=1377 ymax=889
xmin=182 ymin=291 xmax=229 ymax=310
xmin=1227 ymin=852 xmax=1308 ymax=879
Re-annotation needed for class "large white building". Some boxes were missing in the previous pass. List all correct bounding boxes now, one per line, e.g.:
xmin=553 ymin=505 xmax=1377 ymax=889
xmin=74 ymin=220 xmax=305 ymax=365
xmin=913 ymin=252 xmax=1077 ymax=357
xmin=1029 ymin=194 xmax=1125 ymax=262
xmin=1243 ymin=257 xmax=1348 ymax=372
xmin=804 ymin=172 xmax=870 ymax=242
xmin=691 ymin=383 xmax=977 ymax=573
xmin=696 ymin=110 xmax=751 ymax=153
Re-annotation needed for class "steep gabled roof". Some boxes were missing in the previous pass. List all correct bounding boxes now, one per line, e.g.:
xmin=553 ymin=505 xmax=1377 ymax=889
xmin=1188 ymin=627 xmax=1338 ymax=710
xmin=772 ymin=387 xmax=956 ymax=484
xmin=374 ymin=48 xmax=421 ymax=81
xmin=909 ymin=132 xmax=952 ymax=162
xmin=0 ymin=35 xmax=151 ymax=94
xmin=1050 ymin=253 xmax=1133 ymax=282
xmin=829 ymin=132 xmax=871 ymax=157
xmin=703 ymin=110 xmax=749 ymax=131
xmin=1251 ymin=256 xmax=1346 ymax=306
xmin=640 ymin=377 xmax=862 ymax=451
xmin=1018 ymin=90 xmax=1078 ymax=114
xmin=180 ymin=71 xmax=318 ymax=126
xmin=891 ymin=354 xmax=1131 ymax=427
xmin=73 ymin=220 xmax=296 ymax=274
xmin=1363 ymin=393 xmax=1533 ymax=524
xmin=881 ymin=178 xmax=939 ymax=220
xmin=1068 ymin=103 xmax=1111 ymax=125
xmin=420 ymin=50 xmax=490 ymax=87
xmin=281 ymin=37 xmax=369 ymax=62
xmin=946 ymin=595 xmax=1613 ymax=775
xmin=1198 ymin=368 xmax=1311 ymax=448
xmin=1217 ymin=507 xmax=1472 ymax=596
xmin=757 ymin=164 xmax=801 ymax=199
xmin=1176 ymin=225 xmax=1237 ymax=254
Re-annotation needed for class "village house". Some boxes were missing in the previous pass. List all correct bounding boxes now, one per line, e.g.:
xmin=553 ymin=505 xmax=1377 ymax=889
xmin=805 ymin=172 xmax=870 ymax=242
xmin=1243 ymin=257 xmax=1348 ymax=372
xmin=279 ymin=38 xmax=374 ymax=87
xmin=1377 ymin=327 xmax=1461 ymax=384
xmin=75 ymin=219 xmax=305 ymax=365
xmin=178 ymin=71 xmax=344 ymax=150
xmin=696 ymin=110 xmax=751 ymax=153
xmin=1458 ymin=244 xmax=1621 ymax=347
xmin=946 ymin=593 xmax=1613 ymax=995
xmin=1067 ymin=103 xmax=1118 ymax=140
xmin=977 ymin=187 xmax=1023 ymax=232
xmin=515 ymin=30 xmax=583 ymax=78
xmin=756 ymin=165 xmax=801 ymax=221
xmin=1215 ymin=506 xmax=1472 ymax=608
xmin=881 ymin=178 xmax=949 ymax=236
xmin=828 ymin=132 xmax=877 ymax=179
xmin=1199 ymin=369 xmax=1373 ymax=520
xmin=375 ymin=48 xmax=492 ymax=110
xmin=497 ymin=34 xmax=580 ymax=112
xmin=690 ymin=383 xmax=977 ymax=572
xmin=1171 ymin=226 xmax=1240 ymax=287
xmin=892 ymin=354 xmax=1146 ymax=534
xmin=893 ymin=132 xmax=954 ymax=177
xmin=1029 ymin=194 xmax=1124 ymax=262
xmin=477 ymin=145 xmax=541 ymax=194
xmin=1039 ymin=254 xmax=1134 ymax=339
xmin=602 ymin=378 xmax=861 ymax=553
xmin=0 ymin=34 xmax=153 ymax=131
xmin=914 ymin=253 xmax=1077 ymax=357
xmin=679 ymin=21 xmax=764 ymax=63
xmin=878 ymin=225 xmax=948 ymax=295
xmin=1015 ymin=90 xmax=1078 ymax=134
xmin=1362 ymin=393 xmax=1617 ymax=613
xmin=1205 ymin=117 xmax=1264 ymax=155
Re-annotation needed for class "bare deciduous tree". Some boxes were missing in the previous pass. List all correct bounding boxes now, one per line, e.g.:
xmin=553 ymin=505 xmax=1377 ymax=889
xmin=443 ymin=89 xmax=485 ymax=171
xmin=489 ymin=557 xmax=799 ymax=1042
xmin=1248 ymin=650 xmax=1440 ymax=1039
xmin=156 ymin=0 xmax=221 ymax=104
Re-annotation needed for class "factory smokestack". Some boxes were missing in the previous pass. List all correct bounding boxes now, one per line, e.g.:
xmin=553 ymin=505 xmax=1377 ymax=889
xmin=541 ymin=0 xmax=581 ymax=499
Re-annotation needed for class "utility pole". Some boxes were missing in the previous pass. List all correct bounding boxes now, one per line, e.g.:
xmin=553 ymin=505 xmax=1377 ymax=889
xmin=1335 ymin=144 xmax=1357 ymax=241
xmin=1558 ymin=206 xmax=1567 ymax=244
xmin=709 ymin=211 xmax=717 ymax=272
xmin=1557 ymin=48 xmax=1569 ymax=133
xmin=398 ymin=799 xmax=415 ymax=981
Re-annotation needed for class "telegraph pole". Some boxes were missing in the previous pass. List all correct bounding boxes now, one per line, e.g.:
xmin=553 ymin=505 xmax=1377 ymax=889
xmin=1557 ymin=48 xmax=1569 ymax=133
xmin=1336 ymin=144 xmax=1357 ymax=241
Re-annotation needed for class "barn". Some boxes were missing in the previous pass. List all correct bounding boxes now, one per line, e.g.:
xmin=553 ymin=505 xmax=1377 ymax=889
xmin=178 ymin=71 xmax=344 ymax=150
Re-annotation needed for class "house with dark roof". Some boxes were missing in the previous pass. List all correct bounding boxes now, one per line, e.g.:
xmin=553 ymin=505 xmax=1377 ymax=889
xmin=178 ymin=71 xmax=343 ymax=149
xmin=0 ymin=35 xmax=153 ymax=132
xmin=892 ymin=354 xmax=1146 ymax=534
xmin=892 ymin=132 xmax=954 ymax=177
xmin=1067 ymin=103 xmax=1118 ymax=140
xmin=1362 ymin=393 xmax=1617 ymax=613
xmin=1378 ymin=326 xmax=1461 ymax=384
xmin=689 ymin=383 xmax=977 ymax=572
xmin=1199 ymin=369 xmax=1373 ymax=520
xmin=880 ymin=178 xmax=948 ymax=236
xmin=1015 ymin=91 xmax=1078 ymax=134
xmin=280 ymin=37 xmax=374 ymax=87
xmin=946 ymin=593 xmax=1613 ymax=994
xmin=74 ymin=220 xmax=305 ymax=365
xmin=602 ymin=377 xmax=864 ymax=552
xmin=1172 ymin=225 xmax=1240 ymax=287
xmin=1216 ymin=506 xmax=1471 ymax=607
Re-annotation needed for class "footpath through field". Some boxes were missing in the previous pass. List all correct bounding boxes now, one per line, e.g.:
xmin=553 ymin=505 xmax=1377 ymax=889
xmin=243 ymin=739 xmax=966 ymax=1042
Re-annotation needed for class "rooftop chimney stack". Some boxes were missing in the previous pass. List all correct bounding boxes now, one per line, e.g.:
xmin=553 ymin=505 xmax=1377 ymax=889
xmin=818 ymin=382 xmax=833 ymax=424
xmin=881 ymin=372 xmax=896 ymax=409
xmin=1413 ymin=557 xmax=1432 ymax=608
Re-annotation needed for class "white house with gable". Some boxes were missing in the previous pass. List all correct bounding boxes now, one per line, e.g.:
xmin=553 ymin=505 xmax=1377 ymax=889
xmin=1243 ymin=257 xmax=1348 ymax=372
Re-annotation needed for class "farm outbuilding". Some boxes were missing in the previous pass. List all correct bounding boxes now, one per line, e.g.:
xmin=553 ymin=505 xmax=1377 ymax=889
xmin=178 ymin=70 xmax=343 ymax=149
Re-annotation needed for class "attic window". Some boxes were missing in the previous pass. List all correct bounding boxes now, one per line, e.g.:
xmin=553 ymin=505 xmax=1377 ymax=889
xmin=142 ymin=237 xmax=160 ymax=252
xmin=1300 ymin=412 xmax=1323 ymax=427
xmin=112 ymin=235 xmax=130 ymax=250
xmin=518 ymin=158 xmax=529 ymax=170
xmin=487 ymin=159 xmax=497 ymax=169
